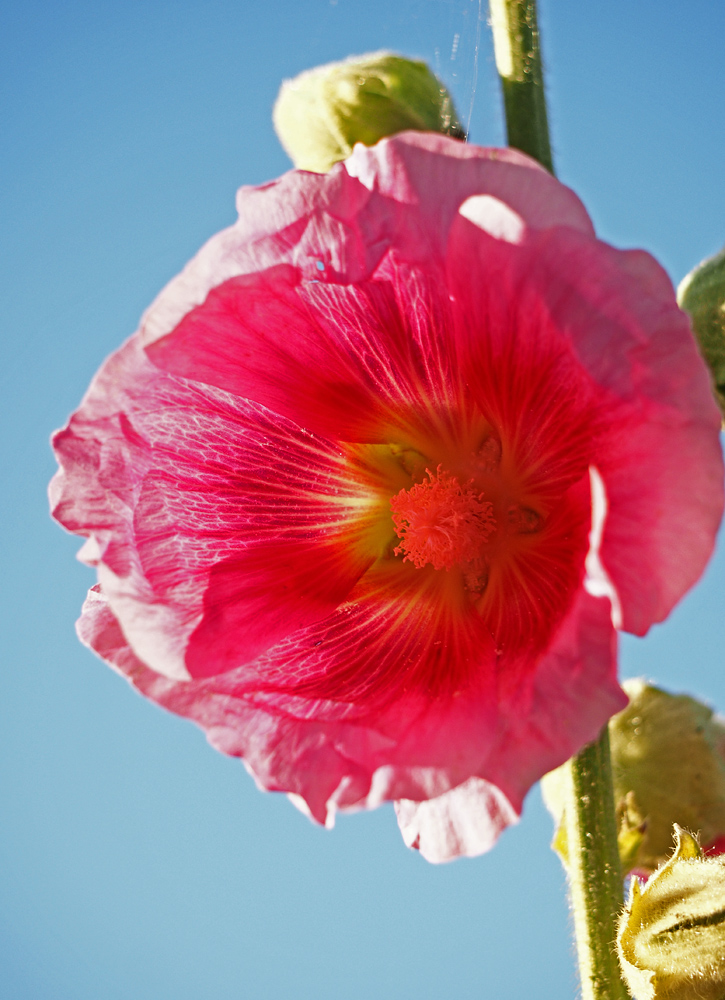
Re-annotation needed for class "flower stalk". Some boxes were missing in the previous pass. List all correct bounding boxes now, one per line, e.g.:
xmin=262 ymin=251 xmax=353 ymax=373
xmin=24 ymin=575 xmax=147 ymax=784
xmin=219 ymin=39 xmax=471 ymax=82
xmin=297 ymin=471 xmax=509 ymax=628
xmin=490 ymin=7 xmax=629 ymax=992
xmin=562 ymin=727 xmax=629 ymax=1000
xmin=489 ymin=0 xmax=554 ymax=173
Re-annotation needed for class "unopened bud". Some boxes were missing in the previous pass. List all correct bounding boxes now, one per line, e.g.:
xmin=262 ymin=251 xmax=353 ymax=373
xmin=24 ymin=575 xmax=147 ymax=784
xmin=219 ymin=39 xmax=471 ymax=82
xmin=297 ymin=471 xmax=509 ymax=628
xmin=542 ymin=680 xmax=725 ymax=875
xmin=678 ymin=246 xmax=725 ymax=417
xmin=617 ymin=826 xmax=725 ymax=1000
xmin=273 ymin=51 xmax=464 ymax=173
xmin=610 ymin=680 xmax=725 ymax=873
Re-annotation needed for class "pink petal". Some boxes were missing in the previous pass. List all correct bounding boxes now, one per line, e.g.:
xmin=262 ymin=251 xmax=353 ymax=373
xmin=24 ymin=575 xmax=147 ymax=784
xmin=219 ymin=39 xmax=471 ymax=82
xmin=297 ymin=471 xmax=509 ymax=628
xmin=184 ymin=539 xmax=374 ymax=678
xmin=77 ymin=580 xmax=623 ymax=851
xmin=395 ymin=778 xmax=520 ymax=864
xmin=485 ymin=589 xmax=625 ymax=809
xmin=137 ymin=168 xmax=376 ymax=348
xmin=393 ymin=583 xmax=627 ymax=862
xmin=447 ymin=214 xmax=725 ymax=635
xmin=244 ymin=562 xmax=500 ymax=717
xmin=138 ymin=134 xmax=594 ymax=357
xmin=146 ymin=256 xmax=461 ymax=445
xmin=76 ymin=585 xmax=391 ymax=824
xmin=52 ymin=339 xmax=379 ymax=679
xmin=345 ymin=131 xmax=595 ymax=248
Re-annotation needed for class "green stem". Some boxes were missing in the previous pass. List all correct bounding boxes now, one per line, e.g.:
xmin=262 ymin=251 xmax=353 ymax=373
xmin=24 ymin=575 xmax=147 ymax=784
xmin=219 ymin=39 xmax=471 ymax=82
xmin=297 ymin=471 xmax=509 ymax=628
xmin=562 ymin=727 xmax=629 ymax=1000
xmin=489 ymin=8 xmax=626 ymax=990
xmin=489 ymin=8 xmax=626 ymax=986
xmin=489 ymin=0 xmax=554 ymax=173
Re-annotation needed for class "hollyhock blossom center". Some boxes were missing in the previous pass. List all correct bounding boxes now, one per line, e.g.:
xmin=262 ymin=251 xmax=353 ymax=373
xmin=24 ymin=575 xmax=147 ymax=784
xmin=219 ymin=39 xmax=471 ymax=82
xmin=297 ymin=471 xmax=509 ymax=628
xmin=390 ymin=466 xmax=497 ymax=571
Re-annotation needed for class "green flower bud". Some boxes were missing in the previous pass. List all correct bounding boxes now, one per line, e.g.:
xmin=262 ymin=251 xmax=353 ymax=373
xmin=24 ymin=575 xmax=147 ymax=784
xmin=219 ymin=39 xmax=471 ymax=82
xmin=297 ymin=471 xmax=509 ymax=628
xmin=273 ymin=51 xmax=465 ymax=173
xmin=617 ymin=826 xmax=725 ymax=1000
xmin=677 ymin=246 xmax=725 ymax=417
xmin=611 ymin=680 xmax=725 ymax=873
xmin=542 ymin=680 xmax=725 ymax=875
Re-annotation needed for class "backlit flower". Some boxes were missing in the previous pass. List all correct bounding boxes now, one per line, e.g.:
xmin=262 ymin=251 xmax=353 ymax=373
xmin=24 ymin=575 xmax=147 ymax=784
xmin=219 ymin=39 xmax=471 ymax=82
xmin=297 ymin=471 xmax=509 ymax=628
xmin=50 ymin=133 xmax=724 ymax=862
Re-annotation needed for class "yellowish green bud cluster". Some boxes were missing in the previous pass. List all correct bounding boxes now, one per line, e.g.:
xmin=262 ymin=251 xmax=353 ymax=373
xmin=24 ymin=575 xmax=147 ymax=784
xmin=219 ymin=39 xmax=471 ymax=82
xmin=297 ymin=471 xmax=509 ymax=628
xmin=542 ymin=680 xmax=725 ymax=875
xmin=273 ymin=51 xmax=464 ymax=173
xmin=617 ymin=827 xmax=725 ymax=1000
xmin=678 ymin=246 xmax=725 ymax=418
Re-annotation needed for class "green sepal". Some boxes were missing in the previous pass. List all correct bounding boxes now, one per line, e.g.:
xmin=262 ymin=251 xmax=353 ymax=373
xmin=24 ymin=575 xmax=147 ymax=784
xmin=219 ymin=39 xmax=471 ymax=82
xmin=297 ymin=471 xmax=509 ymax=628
xmin=617 ymin=826 xmax=725 ymax=1000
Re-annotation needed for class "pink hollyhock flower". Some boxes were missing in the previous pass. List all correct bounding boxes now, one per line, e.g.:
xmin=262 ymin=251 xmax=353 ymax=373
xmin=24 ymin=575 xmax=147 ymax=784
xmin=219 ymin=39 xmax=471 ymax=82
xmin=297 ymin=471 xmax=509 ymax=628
xmin=50 ymin=132 xmax=724 ymax=863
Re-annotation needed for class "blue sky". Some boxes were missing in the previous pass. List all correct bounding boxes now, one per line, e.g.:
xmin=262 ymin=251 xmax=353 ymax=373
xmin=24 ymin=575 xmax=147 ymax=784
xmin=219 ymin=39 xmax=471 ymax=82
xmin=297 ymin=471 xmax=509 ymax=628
xmin=2 ymin=2 xmax=725 ymax=997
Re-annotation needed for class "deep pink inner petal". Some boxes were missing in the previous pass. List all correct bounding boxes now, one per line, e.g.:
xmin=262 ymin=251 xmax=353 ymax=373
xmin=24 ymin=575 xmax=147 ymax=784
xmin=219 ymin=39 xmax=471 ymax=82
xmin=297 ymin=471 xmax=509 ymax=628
xmin=447 ymin=220 xmax=602 ymax=497
xmin=146 ymin=264 xmax=386 ymax=440
xmin=247 ymin=562 xmax=498 ymax=712
xmin=185 ymin=538 xmax=375 ymax=678
xmin=447 ymin=214 xmax=724 ymax=633
xmin=146 ymin=256 xmax=462 ymax=446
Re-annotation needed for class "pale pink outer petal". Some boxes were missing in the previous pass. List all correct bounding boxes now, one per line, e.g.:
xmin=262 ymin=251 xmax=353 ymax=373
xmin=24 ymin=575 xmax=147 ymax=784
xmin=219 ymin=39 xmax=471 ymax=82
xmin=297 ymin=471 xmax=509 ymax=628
xmin=138 ymin=132 xmax=594 ymax=353
xmin=446 ymin=215 xmax=725 ymax=635
xmin=77 ymin=583 xmax=625 ymax=848
xmin=394 ymin=778 xmax=520 ymax=864
xmin=575 ymin=246 xmax=725 ymax=632
xmin=345 ymin=131 xmax=595 ymax=244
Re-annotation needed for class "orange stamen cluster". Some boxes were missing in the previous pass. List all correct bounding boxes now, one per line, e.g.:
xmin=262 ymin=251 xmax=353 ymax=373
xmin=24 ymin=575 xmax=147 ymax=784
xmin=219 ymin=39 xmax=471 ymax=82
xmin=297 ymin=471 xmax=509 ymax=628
xmin=390 ymin=466 xmax=496 ymax=571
